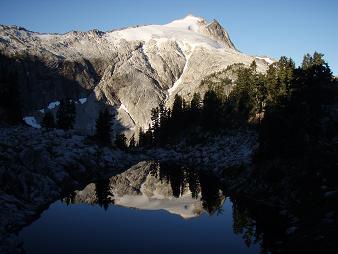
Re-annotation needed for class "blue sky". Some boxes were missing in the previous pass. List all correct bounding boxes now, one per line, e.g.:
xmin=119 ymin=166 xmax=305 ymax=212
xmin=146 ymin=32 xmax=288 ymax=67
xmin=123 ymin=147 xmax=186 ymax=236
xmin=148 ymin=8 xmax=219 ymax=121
xmin=1 ymin=0 xmax=337 ymax=74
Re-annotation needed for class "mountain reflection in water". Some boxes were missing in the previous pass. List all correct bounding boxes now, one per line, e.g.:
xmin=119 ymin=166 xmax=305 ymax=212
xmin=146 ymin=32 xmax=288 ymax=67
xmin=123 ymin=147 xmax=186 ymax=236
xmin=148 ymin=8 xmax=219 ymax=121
xmin=20 ymin=161 xmax=284 ymax=254
xmin=63 ymin=161 xmax=225 ymax=218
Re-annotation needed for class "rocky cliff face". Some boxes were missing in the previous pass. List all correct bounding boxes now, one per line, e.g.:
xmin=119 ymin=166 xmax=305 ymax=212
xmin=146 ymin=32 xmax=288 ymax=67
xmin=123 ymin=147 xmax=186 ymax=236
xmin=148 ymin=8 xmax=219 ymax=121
xmin=0 ymin=15 xmax=273 ymax=136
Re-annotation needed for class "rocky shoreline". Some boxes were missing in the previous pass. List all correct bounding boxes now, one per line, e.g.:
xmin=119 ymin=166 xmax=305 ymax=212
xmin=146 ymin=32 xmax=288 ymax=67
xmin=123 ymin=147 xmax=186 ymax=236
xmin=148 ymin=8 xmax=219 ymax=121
xmin=0 ymin=127 xmax=142 ymax=253
xmin=0 ymin=126 xmax=258 ymax=253
xmin=145 ymin=129 xmax=257 ymax=172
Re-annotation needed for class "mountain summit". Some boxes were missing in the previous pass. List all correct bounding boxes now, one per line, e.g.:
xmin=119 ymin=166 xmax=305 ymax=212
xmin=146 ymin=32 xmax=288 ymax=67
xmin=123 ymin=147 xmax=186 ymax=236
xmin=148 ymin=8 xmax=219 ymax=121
xmin=163 ymin=15 xmax=236 ymax=49
xmin=0 ymin=16 xmax=273 ymax=135
xmin=0 ymin=15 xmax=236 ymax=59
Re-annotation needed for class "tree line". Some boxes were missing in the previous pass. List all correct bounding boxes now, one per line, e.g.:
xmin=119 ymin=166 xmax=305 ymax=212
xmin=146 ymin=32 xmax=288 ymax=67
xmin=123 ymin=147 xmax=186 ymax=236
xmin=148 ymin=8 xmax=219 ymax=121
xmin=136 ymin=52 xmax=337 ymax=155
xmin=2 ymin=52 xmax=336 ymax=155
xmin=41 ymin=102 xmax=128 ymax=149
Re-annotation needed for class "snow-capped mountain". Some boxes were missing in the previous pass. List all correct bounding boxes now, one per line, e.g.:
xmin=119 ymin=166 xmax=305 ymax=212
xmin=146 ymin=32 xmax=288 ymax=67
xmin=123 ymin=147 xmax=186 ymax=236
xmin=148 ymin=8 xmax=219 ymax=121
xmin=0 ymin=15 xmax=273 ymax=135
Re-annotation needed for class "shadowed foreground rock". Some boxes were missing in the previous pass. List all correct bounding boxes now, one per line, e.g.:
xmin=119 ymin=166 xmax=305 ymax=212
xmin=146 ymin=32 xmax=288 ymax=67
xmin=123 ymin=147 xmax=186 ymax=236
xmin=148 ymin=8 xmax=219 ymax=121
xmin=0 ymin=126 xmax=143 ymax=253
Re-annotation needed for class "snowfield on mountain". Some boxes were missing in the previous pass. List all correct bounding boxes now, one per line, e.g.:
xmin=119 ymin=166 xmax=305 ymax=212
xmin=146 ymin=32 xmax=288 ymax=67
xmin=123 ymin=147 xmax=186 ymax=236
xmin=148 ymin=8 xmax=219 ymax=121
xmin=0 ymin=15 xmax=273 ymax=136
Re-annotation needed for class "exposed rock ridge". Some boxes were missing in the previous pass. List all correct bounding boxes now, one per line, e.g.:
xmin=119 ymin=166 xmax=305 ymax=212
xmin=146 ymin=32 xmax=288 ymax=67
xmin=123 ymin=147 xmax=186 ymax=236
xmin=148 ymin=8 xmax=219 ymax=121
xmin=200 ymin=19 xmax=237 ymax=50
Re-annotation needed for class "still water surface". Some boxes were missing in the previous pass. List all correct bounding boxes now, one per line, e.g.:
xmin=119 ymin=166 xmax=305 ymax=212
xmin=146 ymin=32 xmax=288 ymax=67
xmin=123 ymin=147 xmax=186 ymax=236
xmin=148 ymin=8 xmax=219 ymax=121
xmin=19 ymin=161 xmax=263 ymax=254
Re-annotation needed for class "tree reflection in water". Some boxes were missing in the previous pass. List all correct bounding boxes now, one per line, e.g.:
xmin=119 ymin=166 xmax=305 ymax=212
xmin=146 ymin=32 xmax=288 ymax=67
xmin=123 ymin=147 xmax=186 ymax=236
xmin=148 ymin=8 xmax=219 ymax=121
xmin=63 ymin=191 xmax=76 ymax=206
xmin=232 ymin=197 xmax=262 ymax=249
xmin=231 ymin=196 xmax=288 ymax=254
xmin=63 ymin=178 xmax=114 ymax=211
xmin=154 ymin=161 xmax=224 ymax=214
xmin=61 ymin=161 xmax=289 ymax=254
xmin=95 ymin=178 xmax=113 ymax=211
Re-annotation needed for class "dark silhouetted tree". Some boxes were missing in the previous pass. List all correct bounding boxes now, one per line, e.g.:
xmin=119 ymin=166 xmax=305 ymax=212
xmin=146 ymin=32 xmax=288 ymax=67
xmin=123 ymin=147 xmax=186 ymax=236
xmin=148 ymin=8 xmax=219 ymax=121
xmin=172 ymin=94 xmax=184 ymax=125
xmin=63 ymin=191 xmax=76 ymax=206
xmin=202 ymin=90 xmax=222 ymax=130
xmin=41 ymin=111 xmax=55 ymax=128
xmin=138 ymin=127 xmax=145 ymax=147
xmin=56 ymin=99 xmax=76 ymax=130
xmin=259 ymin=52 xmax=334 ymax=157
xmin=0 ymin=70 xmax=22 ymax=124
xmin=151 ymin=107 xmax=160 ymax=145
xmin=158 ymin=162 xmax=186 ymax=198
xmin=95 ymin=107 xmax=112 ymax=146
xmin=129 ymin=135 xmax=136 ymax=149
xmin=199 ymin=172 xmax=223 ymax=214
xmin=158 ymin=102 xmax=170 ymax=145
xmin=190 ymin=92 xmax=202 ymax=123
xmin=115 ymin=133 xmax=128 ymax=150
xmin=187 ymin=168 xmax=200 ymax=199
xmin=144 ymin=125 xmax=154 ymax=147
xmin=95 ymin=178 xmax=111 ymax=211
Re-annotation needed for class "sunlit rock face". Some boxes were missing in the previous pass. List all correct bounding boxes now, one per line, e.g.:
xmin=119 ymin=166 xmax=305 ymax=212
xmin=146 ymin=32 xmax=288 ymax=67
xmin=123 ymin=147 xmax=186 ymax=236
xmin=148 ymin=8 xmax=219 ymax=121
xmin=0 ymin=15 xmax=273 ymax=134
xmin=68 ymin=161 xmax=225 ymax=219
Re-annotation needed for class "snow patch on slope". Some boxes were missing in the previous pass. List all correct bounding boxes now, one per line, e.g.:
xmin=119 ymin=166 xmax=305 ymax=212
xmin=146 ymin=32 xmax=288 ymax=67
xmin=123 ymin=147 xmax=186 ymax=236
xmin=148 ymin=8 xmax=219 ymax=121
xmin=38 ymin=98 xmax=87 ymax=114
xmin=47 ymin=101 xmax=60 ymax=110
xmin=168 ymin=46 xmax=195 ymax=96
xmin=36 ymin=34 xmax=55 ymax=40
xmin=118 ymin=103 xmax=136 ymax=126
xmin=119 ymin=103 xmax=130 ymax=115
xmin=255 ymin=56 xmax=274 ymax=65
xmin=78 ymin=98 xmax=87 ymax=104
xmin=23 ymin=116 xmax=41 ymax=129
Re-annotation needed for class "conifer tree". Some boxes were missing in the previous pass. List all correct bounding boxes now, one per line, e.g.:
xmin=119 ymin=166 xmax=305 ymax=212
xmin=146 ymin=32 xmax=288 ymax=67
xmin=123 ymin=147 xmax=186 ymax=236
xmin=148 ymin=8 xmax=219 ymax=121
xmin=190 ymin=92 xmax=202 ymax=123
xmin=265 ymin=64 xmax=279 ymax=103
xmin=191 ymin=93 xmax=202 ymax=111
xmin=171 ymin=94 xmax=184 ymax=130
xmin=56 ymin=99 xmax=76 ymax=130
xmin=115 ymin=133 xmax=128 ymax=150
xmin=0 ymin=71 xmax=22 ymax=124
xmin=301 ymin=53 xmax=314 ymax=70
xmin=95 ymin=179 xmax=111 ymax=211
xmin=276 ymin=56 xmax=294 ymax=98
xmin=144 ymin=125 xmax=154 ymax=147
xmin=202 ymin=90 xmax=222 ymax=130
xmin=230 ymin=66 xmax=255 ymax=121
xmin=41 ymin=111 xmax=55 ymax=129
xmin=138 ymin=127 xmax=145 ymax=147
xmin=252 ymin=73 xmax=268 ymax=115
xmin=250 ymin=60 xmax=257 ymax=72
xmin=95 ymin=107 xmax=112 ymax=146
xmin=172 ymin=94 xmax=183 ymax=120
xmin=158 ymin=102 xmax=170 ymax=145
xmin=151 ymin=107 xmax=160 ymax=145
xmin=260 ymin=52 xmax=334 ymax=157
xmin=129 ymin=135 xmax=136 ymax=149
